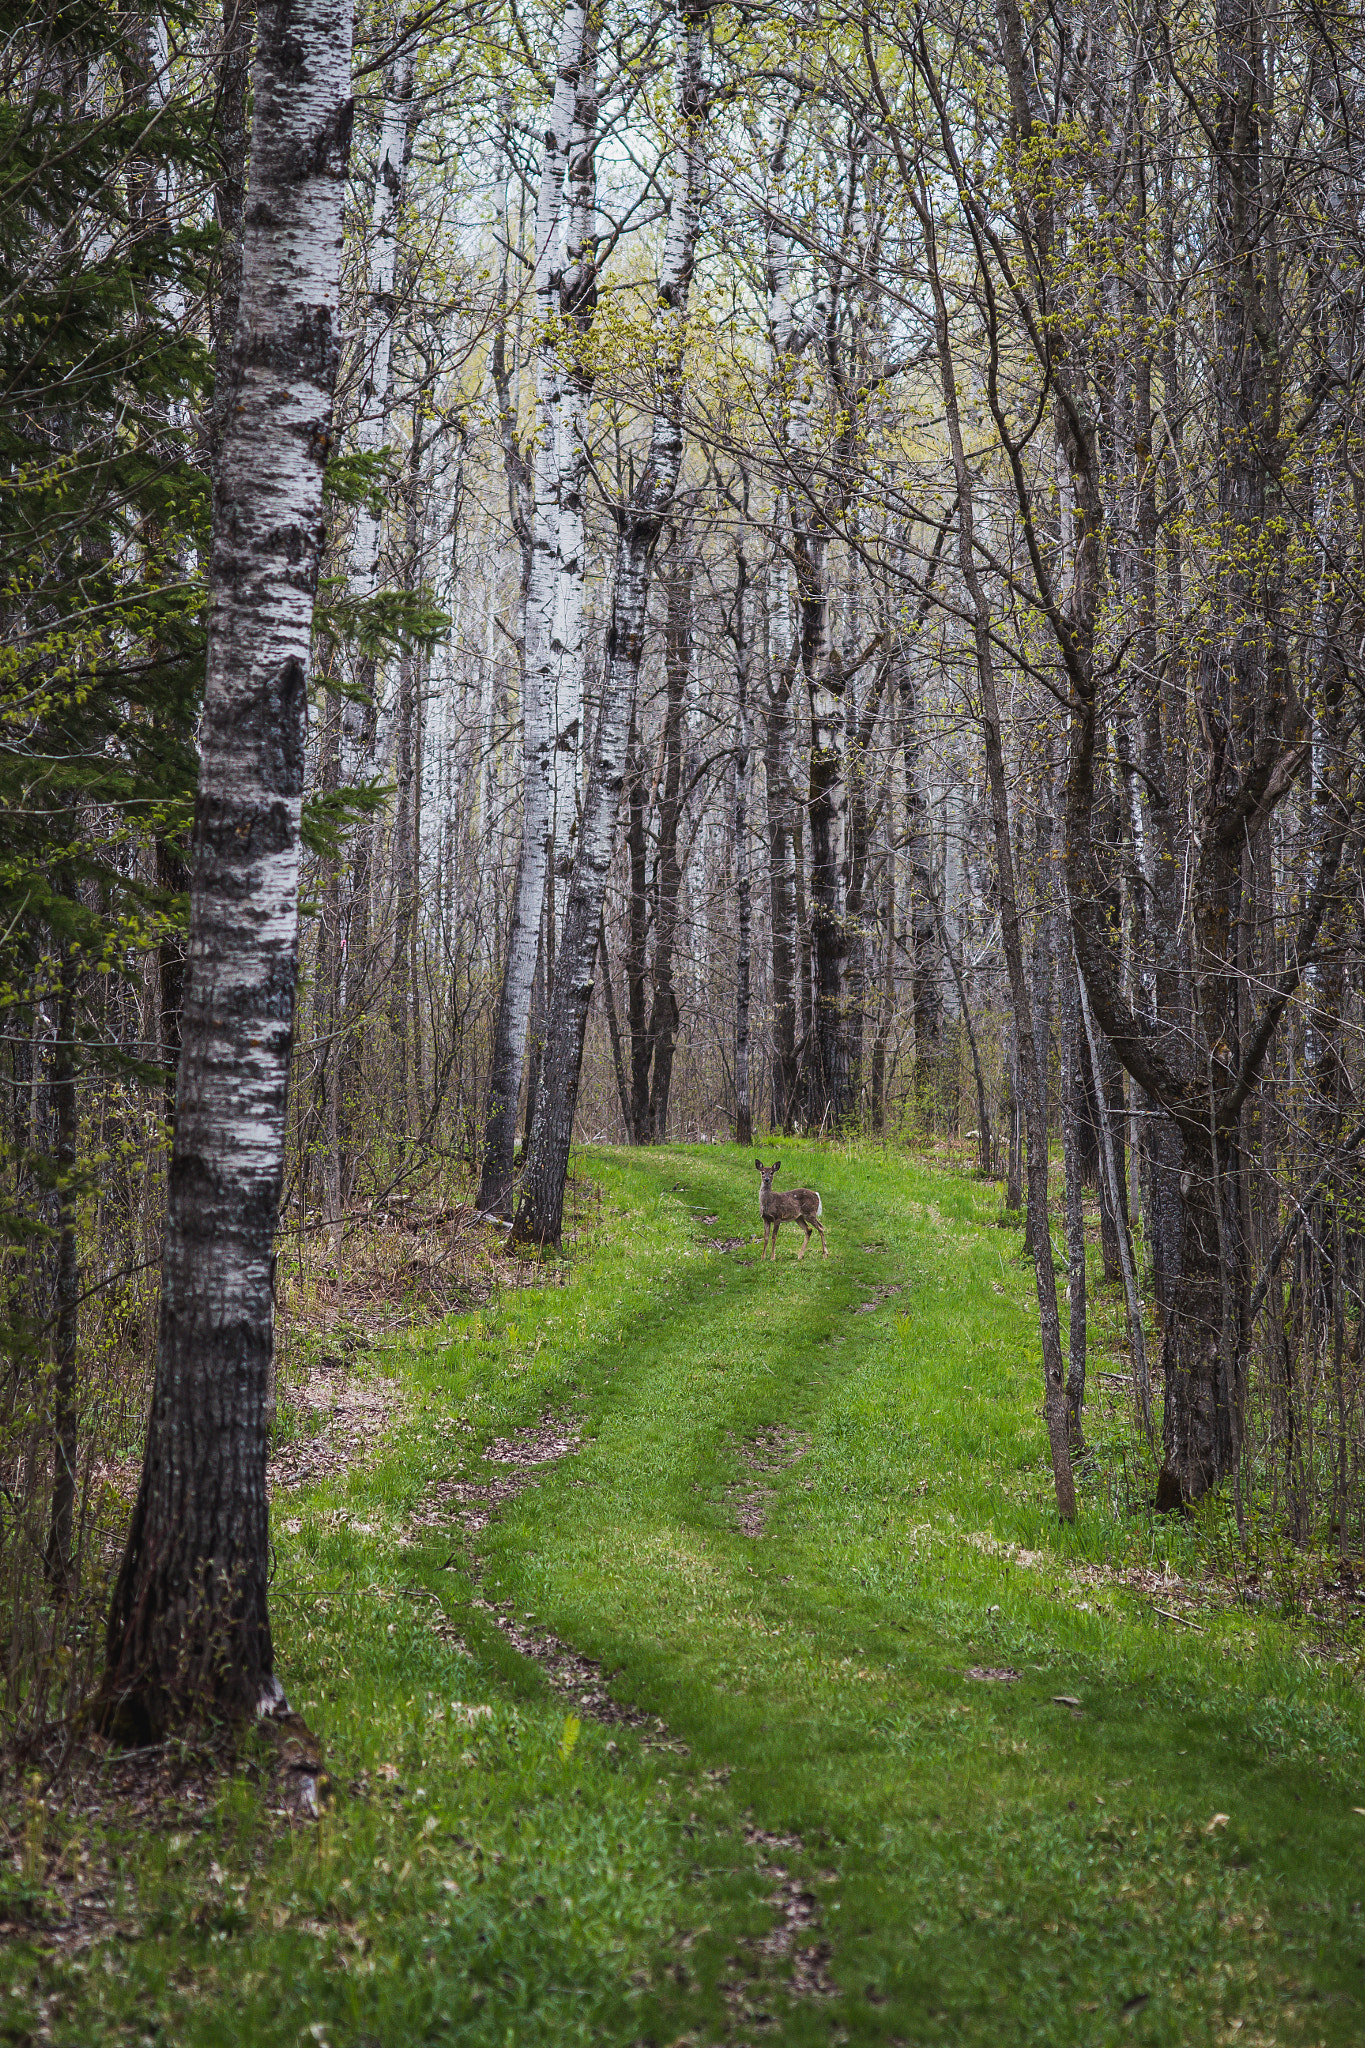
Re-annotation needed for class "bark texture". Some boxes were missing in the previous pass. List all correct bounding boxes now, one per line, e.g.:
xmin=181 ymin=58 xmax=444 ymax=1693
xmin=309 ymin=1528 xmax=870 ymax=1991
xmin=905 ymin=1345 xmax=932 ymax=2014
xmin=513 ymin=1 xmax=706 ymax=1246
xmin=644 ymin=536 xmax=692 ymax=1141
xmin=731 ymin=532 xmax=753 ymax=1146
xmin=478 ymin=1 xmax=587 ymax=1216
xmin=763 ymin=604 xmax=800 ymax=1132
xmin=102 ymin=0 xmax=354 ymax=1738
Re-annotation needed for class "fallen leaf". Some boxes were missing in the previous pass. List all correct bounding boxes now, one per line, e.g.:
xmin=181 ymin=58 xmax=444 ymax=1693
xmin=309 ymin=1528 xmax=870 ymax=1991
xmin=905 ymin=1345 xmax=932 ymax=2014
xmin=1052 ymin=1695 xmax=1083 ymax=1708
xmin=1204 ymin=1813 xmax=1230 ymax=1833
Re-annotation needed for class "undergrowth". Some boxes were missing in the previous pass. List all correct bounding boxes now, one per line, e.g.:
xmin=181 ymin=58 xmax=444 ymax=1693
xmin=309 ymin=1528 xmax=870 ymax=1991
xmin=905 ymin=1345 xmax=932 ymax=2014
xmin=2 ymin=1141 xmax=1363 ymax=2046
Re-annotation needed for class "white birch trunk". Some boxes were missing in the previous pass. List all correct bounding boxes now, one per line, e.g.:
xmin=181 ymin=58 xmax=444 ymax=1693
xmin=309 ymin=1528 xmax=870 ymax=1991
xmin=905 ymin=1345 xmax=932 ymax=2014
xmin=550 ymin=13 xmax=600 ymax=875
xmin=476 ymin=0 xmax=586 ymax=1216
xmin=733 ymin=533 xmax=753 ymax=1147
xmin=103 ymin=0 xmax=355 ymax=1739
xmin=513 ymin=1 xmax=707 ymax=1245
xmin=349 ymin=50 xmax=415 ymax=616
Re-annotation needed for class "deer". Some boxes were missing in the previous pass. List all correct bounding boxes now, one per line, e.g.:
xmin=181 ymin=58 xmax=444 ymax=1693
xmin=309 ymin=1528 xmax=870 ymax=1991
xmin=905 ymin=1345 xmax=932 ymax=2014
xmin=755 ymin=1158 xmax=828 ymax=1262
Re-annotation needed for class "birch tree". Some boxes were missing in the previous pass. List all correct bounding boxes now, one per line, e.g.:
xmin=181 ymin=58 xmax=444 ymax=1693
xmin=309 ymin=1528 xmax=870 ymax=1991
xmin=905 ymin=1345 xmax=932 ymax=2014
xmin=513 ymin=0 xmax=708 ymax=1245
xmin=477 ymin=0 xmax=588 ymax=1217
xmin=102 ymin=0 xmax=355 ymax=1738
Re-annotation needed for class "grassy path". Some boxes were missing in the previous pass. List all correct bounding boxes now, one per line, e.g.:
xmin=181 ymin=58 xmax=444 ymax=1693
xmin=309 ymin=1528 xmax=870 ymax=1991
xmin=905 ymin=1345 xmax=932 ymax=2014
xmin=7 ymin=1145 xmax=1364 ymax=2045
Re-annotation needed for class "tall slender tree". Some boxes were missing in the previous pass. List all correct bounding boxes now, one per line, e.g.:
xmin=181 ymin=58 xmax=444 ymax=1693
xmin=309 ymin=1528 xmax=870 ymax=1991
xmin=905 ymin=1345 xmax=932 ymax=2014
xmin=102 ymin=0 xmax=356 ymax=1737
xmin=513 ymin=0 xmax=709 ymax=1246
xmin=478 ymin=1 xmax=589 ymax=1217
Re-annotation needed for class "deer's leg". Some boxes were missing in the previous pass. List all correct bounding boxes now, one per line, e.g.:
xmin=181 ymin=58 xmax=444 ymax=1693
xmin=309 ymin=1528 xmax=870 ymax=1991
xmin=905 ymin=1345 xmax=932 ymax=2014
xmin=769 ymin=1220 xmax=779 ymax=1261
xmin=797 ymin=1222 xmax=809 ymax=1260
xmin=815 ymin=1219 xmax=828 ymax=1256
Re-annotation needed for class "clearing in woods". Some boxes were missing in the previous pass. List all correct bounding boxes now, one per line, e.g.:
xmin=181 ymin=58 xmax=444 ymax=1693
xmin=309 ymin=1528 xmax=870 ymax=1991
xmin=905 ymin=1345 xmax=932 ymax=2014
xmin=4 ymin=1145 xmax=1364 ymax=2046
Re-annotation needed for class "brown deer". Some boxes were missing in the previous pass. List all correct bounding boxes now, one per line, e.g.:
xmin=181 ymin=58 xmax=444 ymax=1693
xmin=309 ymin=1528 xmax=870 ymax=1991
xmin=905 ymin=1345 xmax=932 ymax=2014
xmin=755 ymin=1158 xmax=828 ymax=1261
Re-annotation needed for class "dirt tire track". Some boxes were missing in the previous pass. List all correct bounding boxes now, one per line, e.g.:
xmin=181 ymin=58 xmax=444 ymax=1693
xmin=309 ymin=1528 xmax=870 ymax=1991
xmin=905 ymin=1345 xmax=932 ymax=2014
xmin=429 ymin=1408 xmax=842 ymax=2015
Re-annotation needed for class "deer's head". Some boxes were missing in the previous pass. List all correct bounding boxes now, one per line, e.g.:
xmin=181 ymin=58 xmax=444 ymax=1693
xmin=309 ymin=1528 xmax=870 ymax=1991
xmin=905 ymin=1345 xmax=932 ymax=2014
xmin=755 ymin=1157 xmax=781 ymax=1193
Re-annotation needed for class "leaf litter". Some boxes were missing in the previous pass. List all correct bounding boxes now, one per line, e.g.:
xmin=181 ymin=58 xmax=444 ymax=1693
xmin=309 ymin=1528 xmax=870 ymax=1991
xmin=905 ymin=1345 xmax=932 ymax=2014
xmin=727 ymin=1426 xmax=811 ymax=1539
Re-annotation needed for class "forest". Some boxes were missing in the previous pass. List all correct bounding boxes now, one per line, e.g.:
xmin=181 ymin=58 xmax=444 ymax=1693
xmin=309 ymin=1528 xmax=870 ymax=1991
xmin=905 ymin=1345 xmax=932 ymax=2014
xmin=3 ymin=0 xmax=1365 ymax=1776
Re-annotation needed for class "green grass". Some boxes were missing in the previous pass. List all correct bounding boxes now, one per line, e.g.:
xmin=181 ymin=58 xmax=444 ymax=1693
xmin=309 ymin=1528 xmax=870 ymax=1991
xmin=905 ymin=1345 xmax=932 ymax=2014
xmin=5 ymin=1142 xmax=1364 ymax=2045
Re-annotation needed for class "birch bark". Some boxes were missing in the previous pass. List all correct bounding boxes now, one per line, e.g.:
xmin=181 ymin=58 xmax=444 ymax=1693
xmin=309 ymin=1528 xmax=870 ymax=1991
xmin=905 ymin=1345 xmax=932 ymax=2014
xmin=551 ymin=9 xmax=599 ymax=857
xmin=645 ymin=535 xmax=692 ymax=1140
xmin=625 ymin=705 xmax=650 ymax=1141
xmin=102 ymin=0 xmax=354 ymax=1737
xmin=477 ymin=1 xmax=586 ymax=1216
xmin=764 ymin=574 xmax=800 ymax=1131
xmin=513 ymin=1 xmax=707 ymax=1245
xmin=732 ymin=532 xmax=753 ymax=1147
xmin=765 ymin=137 xmax=857 ymax=1128
xmin=206 ymin=0 xmax=257 ymax=466
xmin=348 ymin=50 xmax=415 ymax=622
xmin=761 ymin=141 xmax=803 ymax=1135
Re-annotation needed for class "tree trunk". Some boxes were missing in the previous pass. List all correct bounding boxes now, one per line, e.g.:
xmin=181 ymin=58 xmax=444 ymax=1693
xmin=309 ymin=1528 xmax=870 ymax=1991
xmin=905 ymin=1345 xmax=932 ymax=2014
xmin=388 ymin=423 xmax=424 ymax=1153
xmin=206 ymin=0 xmax=256 ymax=466
xmin=347 ymin=46 xmax=413 ymax=616
xmin=912 ymin=135 xmax=1076 ymax=1519
xmin=597 ymin=912 xmax=632 ymax=1138
xmin=1004 ymin=1030 xmax=1022 ymax=1211
xmin=763 ymin=645 xmax=799 ymax=1133
xmin=732 ymin=536 xmax=753 ymax=1148
xmin=476 ymin=2 xmax=586 ymax=1216
xmin=1076 ymin=937 xmax=1154 ymax=1447
xmin=844 ymin=643 xmax=886 ymax=1121
xmin=625 ymin=706 xmax=650 ymax=1142
xmin=314 ymin=672 xmax=344 ymax=1263
xmin=102 ymin=0 xmax=354 ymax=1737
xmin=513 ymin=1 xmax=706 ymax=1246
xmin=1059 ymin=925 xmax=1087 ymax=1443
xmin=1048 ymin=0 xmax=1350 ymax=1506
xmin=931 ymin=893 xmax=991 ymax=1176
xmin=645 ymin=535 xmax=691 ymax=1141
xmin=803 ymin=580 xmax=850 ymax=1128
xmin=1025 ymin=801 xmax=1055 ymax=1250
xmin=793 ymin=752 xmax=812 ymax=1116
xmin=42 ymin=946 xmax=79 ymax=1595
xmin=551 ymin=8 xmax=599 ymax=848
xmin=339 ymin=47 xmax=415 ymax=1200
xmin=522 ymin=903 xmax=546 ymax=1147
xmin=870 ymin=856 xmax=895 ymax=1133
xmin=1090 ymin=1021 xmax=1128 ymax=1285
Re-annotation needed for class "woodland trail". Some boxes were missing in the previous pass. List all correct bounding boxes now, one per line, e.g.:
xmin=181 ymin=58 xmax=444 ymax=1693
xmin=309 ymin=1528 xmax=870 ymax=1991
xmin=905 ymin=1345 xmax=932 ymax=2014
xmin=449 ymin=1145 xmax=1365 ymax=2044
xmin=7 ymin=1145 xmax=1364 ymax=2047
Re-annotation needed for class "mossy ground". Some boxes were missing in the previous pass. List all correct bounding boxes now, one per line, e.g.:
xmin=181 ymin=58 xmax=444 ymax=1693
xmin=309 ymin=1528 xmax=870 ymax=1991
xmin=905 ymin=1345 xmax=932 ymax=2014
xmin=3 ymin=1143 xmax=1363 ymax=2045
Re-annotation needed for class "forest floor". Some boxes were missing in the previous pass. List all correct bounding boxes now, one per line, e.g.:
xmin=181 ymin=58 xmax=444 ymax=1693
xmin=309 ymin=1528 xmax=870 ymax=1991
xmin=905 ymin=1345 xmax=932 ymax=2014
xmin=3 ymin=1142 xmax=1365 ymax=2046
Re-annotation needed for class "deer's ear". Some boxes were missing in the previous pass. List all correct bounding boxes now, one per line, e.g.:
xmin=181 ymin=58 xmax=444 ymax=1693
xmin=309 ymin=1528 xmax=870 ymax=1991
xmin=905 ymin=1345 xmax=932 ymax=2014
xmin=773 ymin=1158 xmax=781 ymax=1173
xmin=754 ymin=1158 xmax=762 ymax=1170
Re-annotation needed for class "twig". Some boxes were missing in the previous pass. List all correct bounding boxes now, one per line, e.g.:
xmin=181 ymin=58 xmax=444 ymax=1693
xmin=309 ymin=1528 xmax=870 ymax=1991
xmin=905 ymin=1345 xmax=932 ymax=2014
xmin=1152 ymin=1605 xmax=1204 ymax=1633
